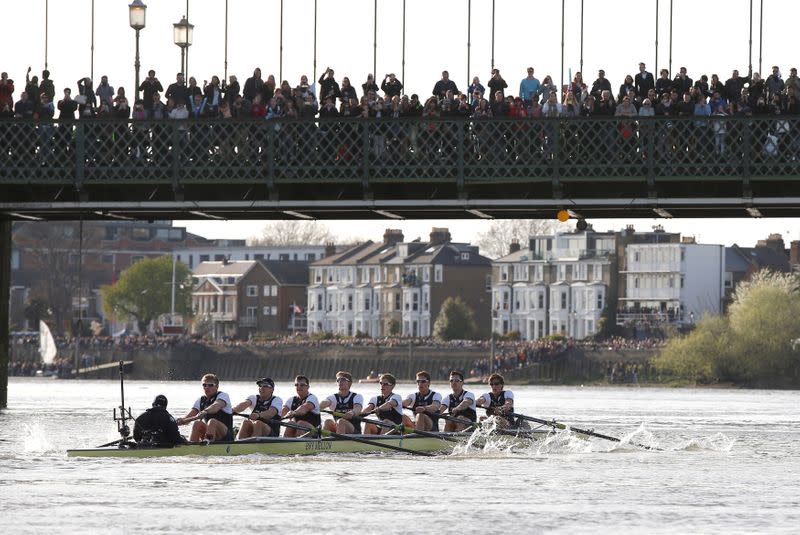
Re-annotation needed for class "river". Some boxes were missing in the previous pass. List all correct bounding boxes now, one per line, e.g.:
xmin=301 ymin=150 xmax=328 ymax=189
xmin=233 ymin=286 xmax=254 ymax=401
xmin=1 ymin=377 xmax=798 ymax=533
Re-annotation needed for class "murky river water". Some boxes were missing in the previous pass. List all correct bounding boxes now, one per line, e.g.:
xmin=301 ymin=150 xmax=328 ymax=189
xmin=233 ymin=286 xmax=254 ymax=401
xmin=1 ymin=378 xmax=798 ymax=533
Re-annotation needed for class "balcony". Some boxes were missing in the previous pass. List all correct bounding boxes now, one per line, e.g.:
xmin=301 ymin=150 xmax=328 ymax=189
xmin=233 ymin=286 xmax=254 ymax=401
xmin=206 ymin=312 xmax=235 ymax=322
xmin=238 ymin=316 xmax=257 ymax=328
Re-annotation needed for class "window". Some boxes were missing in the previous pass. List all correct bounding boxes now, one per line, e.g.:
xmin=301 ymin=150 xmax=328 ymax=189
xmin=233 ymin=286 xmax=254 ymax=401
xmin=156 ymin=228 xmax=170 ymax=240
xmin=314 ymin=269 xmax=322 ymax=283
xmin=597 ymin=292 xmax=604 ymax=310
xmin=271 ymin=306 xmax=278 ymax=316
xmin=633 ymin=251 xmax=640 ymax=262
xmin=634 ymin=277 xmax=640 ymax=289
xmin=102 ymin=254 xmax=114 ymax=264
xmin=227 ymin=277 xmax=235 ymax=284
xmin=11 ymin=250 xmax=20 ymax=270
xmin=246 ymin=285 xmax=258 ymax=297
xmin=316 ymin=294 xmax=323 ymax=311
xmin=131 ymin=228 xmax=150 ymax=241
xmin=214 ymin=254 xmax=225 ymax=261
xmin=279 ymin=254 xmax=290 ymax=261
xmin=557 ymin=265 xmax=566 ymax=281
xmin=680 ymin=276 xmax=685 ymax=288
xmin=364 ymin=297 xmax=370 ymax=311
xmin=485 ymin=275 xmax=492 ymax=291
xmin=538 ymin=293 xmax=544 ymax=309
xmin=412 ymin=293 xmax=419 ymax=311
xmin=168 ymin=228 xmax=183 ymax=241
xmin=246 ymin=306 xmax=257 ymax=317
xmin=271 ymin=285 xmax=278 ymax=296
xmin=460 ymin=252 xmax=470 ymax=261
xmin=724 ymin=272 xmax=733 ymax=289
xmin=263 ymin=285 xmax=271 ymax=296
xmin=199 ymin=254 xmax=210 ymax=263
xmin=347 ymin=295 xmax=353 ymax=310
xmin=262 ymin=306 xmax=270 ymax=316
xmin=254 ymin=254 xmax=264 ymax=260
xmin=513 ymin=264 xmax=528 ymax=281
xmin=500 ymin=265 xmax=509 ymax=281
xmin=434 ymin=265 xmax=443 ymax=282
xmin=423 ymin=268 xmax=430 ymax=282
xmin=560 ymin=292 xmax=567 ymax=310
xmin=423 ymin=291 xmax=429 ymax=312
xmin=680 ymin=249 xmax=685 ymax=261
xmin=395 ymin=293 xmax=401 ymax=311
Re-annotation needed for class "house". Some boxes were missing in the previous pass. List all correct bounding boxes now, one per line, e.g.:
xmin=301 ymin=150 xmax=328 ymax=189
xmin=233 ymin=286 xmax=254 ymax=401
xmin=491 ymin=228 xmax=616 ymax=340
xmin=725 ymin=234 xmax=792 ymax=303
xmin=308 ymin=228 xmax=492 ymax=338
xmin=619 ymin=239 xmax=725 ymax=325
xmin=192 ymin=259 xmax=309 ymax=339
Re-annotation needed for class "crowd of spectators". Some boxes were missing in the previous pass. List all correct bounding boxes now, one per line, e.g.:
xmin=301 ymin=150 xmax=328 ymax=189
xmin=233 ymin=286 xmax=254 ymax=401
xmin=2 ymin=62 xmax=799 ymax=123
xmin=3 ymin=63 xmax=800 ymax=165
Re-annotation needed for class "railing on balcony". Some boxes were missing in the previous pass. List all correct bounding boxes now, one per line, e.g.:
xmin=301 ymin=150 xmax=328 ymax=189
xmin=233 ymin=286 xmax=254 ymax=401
xmin=2 ymin=115 xmax=799 ymax=187
xmin=616 ymin=311 xmax=684 ymax=325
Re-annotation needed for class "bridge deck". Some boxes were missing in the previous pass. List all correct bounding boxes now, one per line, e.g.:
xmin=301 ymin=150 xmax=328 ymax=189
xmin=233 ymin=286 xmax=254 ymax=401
xmin=1 ymin=115 xmax=798 ymax=220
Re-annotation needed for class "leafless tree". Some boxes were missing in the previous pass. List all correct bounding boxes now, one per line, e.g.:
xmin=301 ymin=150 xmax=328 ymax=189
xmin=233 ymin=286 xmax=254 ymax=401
xmin=248 ymin=220 xmax=337 ymax=246
xmin=475 ymin=219 xmax=569 ymax=259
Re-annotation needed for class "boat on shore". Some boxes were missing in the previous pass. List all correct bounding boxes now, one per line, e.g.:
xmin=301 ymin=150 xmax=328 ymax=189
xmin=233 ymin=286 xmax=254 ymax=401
xmin=67 ymin=428 xmax=549 ymax=459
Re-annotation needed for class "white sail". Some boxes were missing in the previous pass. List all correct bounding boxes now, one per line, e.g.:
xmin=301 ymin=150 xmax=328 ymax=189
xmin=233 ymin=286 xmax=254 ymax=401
xmin=39 ymin=320 xmax=57 ymax=365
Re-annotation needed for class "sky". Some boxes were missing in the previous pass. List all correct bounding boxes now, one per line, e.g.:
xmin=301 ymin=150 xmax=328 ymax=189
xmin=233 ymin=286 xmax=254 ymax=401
xmin=3 ymin=0 xmax=799 ymax=249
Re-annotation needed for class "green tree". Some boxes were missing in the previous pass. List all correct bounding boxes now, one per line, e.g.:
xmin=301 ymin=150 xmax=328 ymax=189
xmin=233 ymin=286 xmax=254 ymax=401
xmin=433 ymin=297 xmax=478 ymax=340
xmin=654 ymin=270 xmax=800 ymax=386
xmin=101 ymin=256 xmax=192 ymax=333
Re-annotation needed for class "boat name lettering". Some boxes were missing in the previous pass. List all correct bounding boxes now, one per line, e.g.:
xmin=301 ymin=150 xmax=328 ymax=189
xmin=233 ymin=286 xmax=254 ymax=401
xmin=305 ymin=441 xmax=332 ymax=451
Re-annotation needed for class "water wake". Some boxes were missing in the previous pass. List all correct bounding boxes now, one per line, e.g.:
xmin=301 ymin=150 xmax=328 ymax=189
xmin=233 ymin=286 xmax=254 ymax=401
xmin=670 ymin=432 xmax=735 ymax=453
xmin=23 ymin=421 xmax=60 ymax=454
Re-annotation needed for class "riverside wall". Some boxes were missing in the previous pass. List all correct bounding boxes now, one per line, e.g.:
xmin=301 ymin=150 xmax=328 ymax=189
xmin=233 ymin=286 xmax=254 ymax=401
xmin=11 ymin=343 xmax=658 ymax=384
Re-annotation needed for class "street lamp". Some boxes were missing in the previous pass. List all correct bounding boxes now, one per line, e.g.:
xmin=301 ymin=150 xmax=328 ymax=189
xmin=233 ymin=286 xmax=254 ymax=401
xmin=173 ymin=15 xmax=194 ymax=77
xmin=129 ymin=1 xmax=147 ymax=102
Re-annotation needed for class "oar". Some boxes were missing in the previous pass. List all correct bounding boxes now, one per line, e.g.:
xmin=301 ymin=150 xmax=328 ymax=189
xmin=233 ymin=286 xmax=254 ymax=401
xmin=323 ymin=409 xmax=461 ymax=444
xmin=402 ymin=406 xmax=479 ymax=429
xmin=479 ymin=407 xmax=660 ymax=451
xmin=235 ymin=412 xmax=435 ymax=457
xmin=97 ymin=438 xmax=124 ymax=448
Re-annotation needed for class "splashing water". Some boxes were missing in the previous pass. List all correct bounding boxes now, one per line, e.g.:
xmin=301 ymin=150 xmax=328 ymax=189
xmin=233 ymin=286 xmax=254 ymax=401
xmin=23 ymin=421 xmax=58 ymax=454
xmin=671 ymin=432 xmax=735 ymax=453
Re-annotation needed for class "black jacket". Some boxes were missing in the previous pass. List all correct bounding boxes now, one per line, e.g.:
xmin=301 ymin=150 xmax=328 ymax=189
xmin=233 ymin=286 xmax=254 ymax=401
xmin=635 ymin=72 xmax=655 ymax=99
xmin=133 ymin=407 xmax=184 ymax=445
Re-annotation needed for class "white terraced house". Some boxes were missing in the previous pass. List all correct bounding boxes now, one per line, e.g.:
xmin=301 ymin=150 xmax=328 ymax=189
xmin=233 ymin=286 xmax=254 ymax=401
xmin=619 ymin=241 xmax=725 ymax=325
xmin=491 ymin=229 xmax=616 ymax=340
xmin=308 ymin=228 xmax=492 ymax=338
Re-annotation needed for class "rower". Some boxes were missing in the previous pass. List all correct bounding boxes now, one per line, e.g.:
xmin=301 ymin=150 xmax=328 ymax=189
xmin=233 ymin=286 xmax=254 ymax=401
xmin=402 ymin=370 xmax=442 ymax=432
xmin=476 ymin=373 xmax=516 ymax=429
xmin=232 ymin=377 xmax=282 ymax=439
xmin=361 ymin=373 xmax=404 ymax=435
xmin=176 ymin=373 xmax=234 ymax=441
xmin=133 ymin=394 xmax=185 ymax=446
xmin=440 ymin=370 xmax=477 ymax=432
xmin=281 ymin=375 xmax=321 ymax=437
xmin=320 ymin=371 xmax=363 ymax=434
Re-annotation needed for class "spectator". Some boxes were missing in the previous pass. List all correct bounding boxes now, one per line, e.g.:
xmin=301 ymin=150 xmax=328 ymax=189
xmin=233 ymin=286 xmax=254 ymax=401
xmin=672 ymin=66 xmax=693 ymax=95
xmin=14 ymin=91 xmax=33 ymax=119
xmin=186 ymin=77 xmax=202 ymax=107
xmin=748 ymin=72 xmax=765 ymax=105
xmin=362 ymin=73 xmax=379 ymax=97
xmin=165 ymin=73 xmax=188 ymax=109
xmin=318 ymin=67 xmax=340 ymax=103
xmin=95 ymin=75 xmax=114 ymax=108
xmin=724 ymin=69 xmax=749 ymax=102
xmin=222 ymin=74 xmax=240 ymax=105
xmin=568 ymin=71 xmax=587 ymax=103
xmin=203 ymin=76 xmax=222 ymax=115
xmin=489 ymin=90 xmax=508 ymax=117
xmin=615 ymin=95 xmax=637 ymax=117
xmin=432 ymin=70 xmax=458 ymax=98
xmin=76 ymin=76 xmax=96 ymax=111
xmin=541 ymin=91 xmax=562 ymax=117
xmin=139 ymin=70 xmax=163 ymax=111
xmin=339 ymin=77 xmax=357 ymax=104
xmin=539 ymin=75 xmax=558 ymax=105
xmin=634 ymin=62 xmax=655 ymax=101
xmin=519 ymin=67 xmax=541 ymax=106
xmin=785 ymin=67 xmax=800 ymax=95
xmin=0 ymin=72 xmax=14 ymax=110
xmin=243 ymin=68 xmax=263 ymax=102
xmin=24 ymin=68 xmax=40 ymax=111
xmin=709 ymin=74 xmax=725 ymax=97
xmin=468 ymin=77 xmax=485 ymax=105
xmin=57 ymin=88 xmax=78 ymax=120
xmin=40 ymin=69 xmax=55 ymax=102
xmin=487 ymin=68 xmax=507 ymax=98
xmin=381 ymin=73 xmax=403 ymax=99
xmin=655 ymin=68 xmax=671 ymax=98
xmin=169 ymin=99 xmax=189 ymax=120
xmin=638 ymin=98 xmax=655 ymax=117
xmin=618 ymin=74 xmax=635 ymax=103
xmin=595 ymin=90 xmax=615 ymax=116
xmin=113 ymin=87 xmax=130 ymax=119
xmin=590 ymin=69 xmax=612 ymax=98
xmin=150 ymin=92 xmax=167 ymax=119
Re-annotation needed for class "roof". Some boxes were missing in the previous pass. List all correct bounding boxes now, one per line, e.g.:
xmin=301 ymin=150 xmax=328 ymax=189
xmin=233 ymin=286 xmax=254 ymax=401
xmin=728 ymin=245 xmax=790 ymax=273
xmin=192 ymin=260 xmax=256 ymax=277
xmin=259 ymin=260 xmax=310 ymax=285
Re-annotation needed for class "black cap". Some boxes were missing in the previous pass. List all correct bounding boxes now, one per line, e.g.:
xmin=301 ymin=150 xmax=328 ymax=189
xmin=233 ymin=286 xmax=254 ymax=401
xmin=152 ymin=394 xmax=168 ymax=408
xmin=256 ymin=378 xmax=274 ymax=388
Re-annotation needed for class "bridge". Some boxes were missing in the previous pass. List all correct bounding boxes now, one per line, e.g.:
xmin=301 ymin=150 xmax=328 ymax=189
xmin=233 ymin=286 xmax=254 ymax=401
xmin=1 ymin=115 xmax=798 ymax=221
xmin=2 ymin=114 xmax=800 ymax=407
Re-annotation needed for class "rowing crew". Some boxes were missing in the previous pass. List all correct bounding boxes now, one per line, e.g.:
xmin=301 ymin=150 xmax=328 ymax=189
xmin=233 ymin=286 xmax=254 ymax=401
xmin=134 ymin=371 xmax=519 ymax=445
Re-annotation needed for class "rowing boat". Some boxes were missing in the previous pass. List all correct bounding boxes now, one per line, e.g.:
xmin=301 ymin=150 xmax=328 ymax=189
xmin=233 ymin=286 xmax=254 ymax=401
xmin=67 ymin=429 xmax=551 ymax=458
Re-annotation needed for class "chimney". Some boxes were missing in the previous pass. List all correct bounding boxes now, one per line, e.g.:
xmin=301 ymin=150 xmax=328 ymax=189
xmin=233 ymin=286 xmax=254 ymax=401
xmin=383 ymin=229 xmax=404 ymax=245
xmin=757 ymin=233 xmax=785 ymax=253
xmin=429 ymin=227 xmax=451 ymax=245
xmin=791 ymin=241 xmax=800 ymax=266
xmin=324 ymin=242 xmax=337 ymax=257
xmin=509 ymin=239 xmax=521 ymax=254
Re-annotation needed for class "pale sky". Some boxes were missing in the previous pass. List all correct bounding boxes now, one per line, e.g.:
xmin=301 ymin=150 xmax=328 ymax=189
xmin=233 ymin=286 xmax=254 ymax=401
xmin=3 ymin=0 xmax=799 ymax=250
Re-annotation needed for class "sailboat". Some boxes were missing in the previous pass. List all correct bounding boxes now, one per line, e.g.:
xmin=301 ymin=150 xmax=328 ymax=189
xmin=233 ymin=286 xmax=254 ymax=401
xmin=38 ymin=320 xmax=57 ymax=376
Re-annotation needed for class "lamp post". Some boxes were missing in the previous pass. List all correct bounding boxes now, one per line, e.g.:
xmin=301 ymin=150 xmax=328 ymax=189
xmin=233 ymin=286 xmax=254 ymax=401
xmin=129 ymin=1 xmax=147 ymax=102
xmin=173 ymin=15 xmax=194 ymax=77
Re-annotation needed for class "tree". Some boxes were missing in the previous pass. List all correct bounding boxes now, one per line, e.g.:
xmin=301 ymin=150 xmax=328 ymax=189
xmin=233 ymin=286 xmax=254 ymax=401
xmin=475 ymin=219 xmax=567 ymax=259
xmin=13 ymin=221 xmax=101 ymax=335
xmin=101 ymin=256 xmax=193 ymax=333
xmin=249 ymin=220 xmax=336 ymax=246
xmin=433 ymin=297 xmax=478 ymax=340
xmin=654 ymin=270 xmax=800 ymax=386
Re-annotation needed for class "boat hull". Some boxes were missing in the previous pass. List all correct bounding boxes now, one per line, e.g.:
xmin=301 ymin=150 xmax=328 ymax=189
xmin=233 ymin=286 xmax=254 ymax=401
xmin=67 ymin=430 xmax=549 ymax=458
